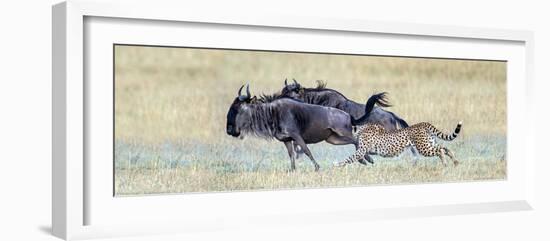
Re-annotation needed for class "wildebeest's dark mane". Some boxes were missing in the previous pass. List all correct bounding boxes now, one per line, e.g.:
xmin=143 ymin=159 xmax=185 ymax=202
xmin=314 ymin=80 xmax=327 ymax=89
xmin=298 ymin=81 xmax=354 ymax=102
xmin=258 ymin=93 xmax=282 ymax=103
xmin=301 ymin=87 xmax=356 ymax=106
xmin=258 ymin=93 xmax=304 ymax=103
xmin=238 ymin=99 xmax=295 ymax=139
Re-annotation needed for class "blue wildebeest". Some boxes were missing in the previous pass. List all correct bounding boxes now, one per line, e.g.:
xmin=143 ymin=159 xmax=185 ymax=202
xmin=226 ymin=84 xmax=389 ymax=171
xmin=280 ymin=79 xmax=409 ymax=130
xmin=278 ymin=79 xmax=415 ymax=158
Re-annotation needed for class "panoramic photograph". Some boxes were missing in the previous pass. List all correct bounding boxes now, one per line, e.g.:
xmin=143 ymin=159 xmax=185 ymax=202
xmin=114 ymin=45 xmax=506 ymax=195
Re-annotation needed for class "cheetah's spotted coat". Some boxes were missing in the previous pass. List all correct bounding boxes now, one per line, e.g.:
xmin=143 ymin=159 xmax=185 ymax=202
xmin=334 ymin=122 xmax=462 ymax=166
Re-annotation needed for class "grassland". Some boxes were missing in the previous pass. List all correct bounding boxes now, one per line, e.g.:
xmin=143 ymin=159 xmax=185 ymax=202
xmin=114 ymin=45 xmax=506 ymax=195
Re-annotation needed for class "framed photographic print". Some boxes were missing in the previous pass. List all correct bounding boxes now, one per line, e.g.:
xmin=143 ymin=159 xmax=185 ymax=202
xmin=52 ymin=0 xmax=535 ymax=240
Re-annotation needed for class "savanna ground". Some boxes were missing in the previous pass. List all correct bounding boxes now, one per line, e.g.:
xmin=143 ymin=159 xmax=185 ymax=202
xmin=114 ymin=45 xmax=506 ymax=195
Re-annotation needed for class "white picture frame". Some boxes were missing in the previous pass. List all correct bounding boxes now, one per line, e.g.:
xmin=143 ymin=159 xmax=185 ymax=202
xmin=52 ymin=1 xmax=535 ymax=240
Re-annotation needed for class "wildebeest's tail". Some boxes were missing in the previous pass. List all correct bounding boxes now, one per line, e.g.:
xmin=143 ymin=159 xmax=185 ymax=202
xmin=391 ymin=112 xmax=409 ymax=128
xmin=430 ymin=121 xmax=463 ymax=141
xmin=351 ymin=92 xmax=391 ymax=126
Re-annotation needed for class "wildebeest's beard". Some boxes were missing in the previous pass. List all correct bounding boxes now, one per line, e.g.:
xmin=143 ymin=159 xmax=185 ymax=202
xmin=226 ymin=99 xmax=280 ymax=139
xmin=234 ymin=104 xmax=279 ymax=140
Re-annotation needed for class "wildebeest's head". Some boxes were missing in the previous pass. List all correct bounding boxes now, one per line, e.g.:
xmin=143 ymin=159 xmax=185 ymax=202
xmin=226 ymin=84 xmax=256 ymax=137
xmin=280 ymin=78 xmax=303 ymax=100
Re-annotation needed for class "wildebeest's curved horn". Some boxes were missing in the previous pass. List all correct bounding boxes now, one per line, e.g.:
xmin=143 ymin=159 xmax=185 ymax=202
xmin=246 ymin=84 xmax=251 ymax=98
xmin=238 ymin=84 xmax=245 ymax=96
xmin=293 ymin=78 xmax=298 ymax=85
xmin=284 ymin=78 xmax=288 ymax=86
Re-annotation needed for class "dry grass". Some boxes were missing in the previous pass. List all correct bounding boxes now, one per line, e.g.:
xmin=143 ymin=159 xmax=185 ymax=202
xmin=114 ymin=45 xmax=506 ymax=195
xmin=116 ymin=158 xmax=506 ymax=195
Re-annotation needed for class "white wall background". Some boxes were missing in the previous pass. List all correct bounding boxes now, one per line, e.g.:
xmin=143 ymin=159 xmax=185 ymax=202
xmin=0 ymin=0 xmax=548 ymax=240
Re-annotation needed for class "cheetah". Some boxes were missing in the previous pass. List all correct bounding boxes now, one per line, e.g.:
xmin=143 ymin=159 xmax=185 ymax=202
xmin=334 ymin=121 xmax=462 ymax=167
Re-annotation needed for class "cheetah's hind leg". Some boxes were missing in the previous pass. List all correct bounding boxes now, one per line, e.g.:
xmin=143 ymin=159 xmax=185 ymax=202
xmin=442 ymin=147 xmax=459 ymax=166
xmin=437 ymin=148 xmax=448 ymax=166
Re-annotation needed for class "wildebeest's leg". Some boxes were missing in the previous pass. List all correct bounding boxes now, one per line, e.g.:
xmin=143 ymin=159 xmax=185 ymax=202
xmin=292 ymin=136 xmax=320 ymax=171
xmin=330 ymin=126 xmax=355 ymax=140
xmin=412 ymin=155 xmax=420 ymax=166
xmin=325 ymin=134 xmax=356 ymax=146
xmin=293 ymin=141 xmax=304 ymax=159
xmin=409 ymin=147 xmax=419 ymax=157
xmin=328 ymin=127 xmax=357 ymax=147
xmin=284 ymin=141 xmax=296 ymax=171
xmin=409 ymin=146 xmax=420 ymax=166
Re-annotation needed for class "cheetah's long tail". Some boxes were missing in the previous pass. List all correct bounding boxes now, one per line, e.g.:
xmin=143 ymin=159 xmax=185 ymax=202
xmin=432 ymin=121 xmax=462 ymax=141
